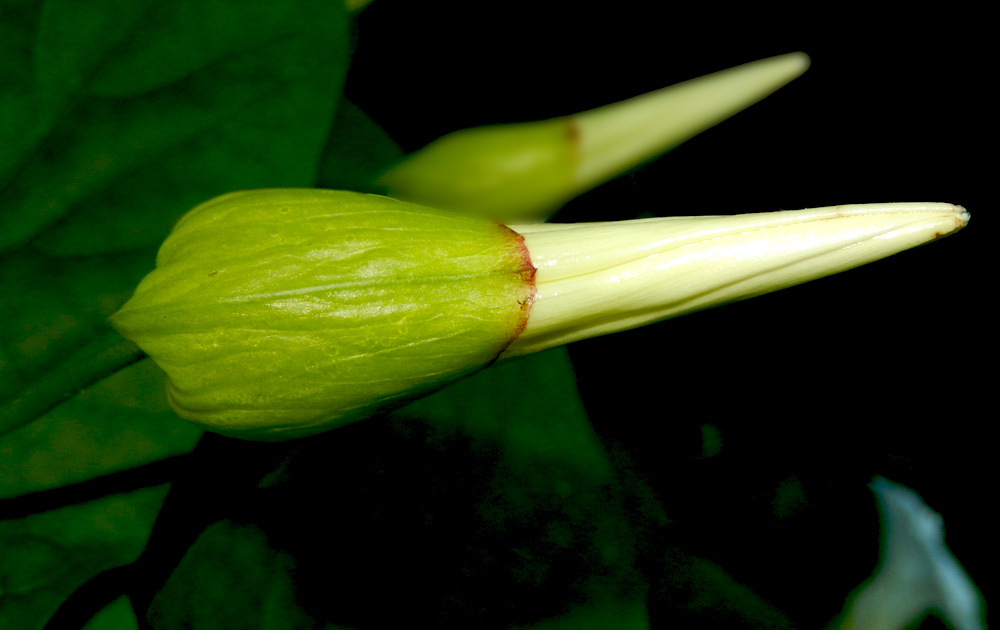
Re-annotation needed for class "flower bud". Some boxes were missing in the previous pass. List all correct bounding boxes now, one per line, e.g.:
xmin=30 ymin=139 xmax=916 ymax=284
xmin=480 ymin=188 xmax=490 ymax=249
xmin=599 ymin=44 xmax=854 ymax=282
xmin=110 ymin=189 xmax=535 ymax=440
xmin=380 ymin=53 xmax=809 ymax=222
xmin=112 ymin=192 xmax=967 ymax=440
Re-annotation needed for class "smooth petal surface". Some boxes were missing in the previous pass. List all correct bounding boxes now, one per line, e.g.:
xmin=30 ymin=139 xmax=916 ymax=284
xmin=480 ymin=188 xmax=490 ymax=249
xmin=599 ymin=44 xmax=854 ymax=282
xmin=504 ymin=203 xmax=968 ymax=356
xmin=574 ymin=52 xmax=809 ymax=190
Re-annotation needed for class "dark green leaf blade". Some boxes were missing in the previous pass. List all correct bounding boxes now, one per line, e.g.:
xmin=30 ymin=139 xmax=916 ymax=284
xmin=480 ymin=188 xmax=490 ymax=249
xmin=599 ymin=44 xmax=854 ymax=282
xmin=0 ymin=250 xmax=148 ymax=435
xmin=1 ymin=0 xmax=349 ymax=254
xmin=315 ymin=99 xmax=403 ymax=193
xmin=0 ymin=358 xmax=201 ymax=629
xmin=0 ymin=485 xmax=170 ymax=630
xmin=0 ymin=359 xmax=201 ymax=501
xmin=398 ymin=348 xmax=613 ymax=477
xmin=82 ymin=596 xmax=141 ymax=630
xmin=147 ymin=520 xmax=321 ymax=630
xmin=0 ymin=0 xmax=350 ymax=435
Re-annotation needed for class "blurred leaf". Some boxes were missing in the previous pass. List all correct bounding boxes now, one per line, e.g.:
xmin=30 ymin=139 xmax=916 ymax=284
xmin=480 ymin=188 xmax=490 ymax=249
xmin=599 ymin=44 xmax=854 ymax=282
xmin=0 ymin=0 xmax=349 ymax=435
xmin=398 ymin=348 xmax=612 ymax=479
xmin=316 ymin=99 xmax=403 ymax=193
xmin=0 ymin=359 xmax=200 ymax=628
xmin=652 ymin=551 xmax=797 ymax=629
xmin=147 ymin=520 xmax=321 ymax=630
xmin=82 ymin=596 xmax=140 ymax=630
xmin=511 ymin=597 xmax=649 ymax=630
xmin=0 ymin=485 xmax=169 ymax=630
xmin=394 ymin=350 xmax=641 ymax=624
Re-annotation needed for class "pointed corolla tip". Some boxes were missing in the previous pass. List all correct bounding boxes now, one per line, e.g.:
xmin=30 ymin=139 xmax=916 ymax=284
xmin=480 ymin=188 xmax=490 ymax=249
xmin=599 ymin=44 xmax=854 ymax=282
xmin=873 ymin=202 xmax=969 ymax=238
xmin=955 ymin=205 xmax=971 ymax=228
xmin=572 ymin=51 xmax=813 ymax=189
xmin=778 ymin=50 xmax=811 ymax=74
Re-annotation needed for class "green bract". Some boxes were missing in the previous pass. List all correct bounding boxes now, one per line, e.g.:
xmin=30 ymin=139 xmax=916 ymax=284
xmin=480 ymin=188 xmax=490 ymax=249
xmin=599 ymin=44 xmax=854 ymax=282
xmin=110 ymin=189 xmax=536 ymax=440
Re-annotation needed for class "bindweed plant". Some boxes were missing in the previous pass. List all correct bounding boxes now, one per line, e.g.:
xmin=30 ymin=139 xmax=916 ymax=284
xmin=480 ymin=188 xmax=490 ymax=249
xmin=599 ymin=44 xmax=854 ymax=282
xmin=0 ymin=2 xmax=986 ymax=629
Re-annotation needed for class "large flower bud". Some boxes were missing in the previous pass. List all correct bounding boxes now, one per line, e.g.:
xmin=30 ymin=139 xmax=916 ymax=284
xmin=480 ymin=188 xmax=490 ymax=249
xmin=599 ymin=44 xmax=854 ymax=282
xmin=110 ymin=189 xmax=535 ymax=440
xmin=112 ymin=191 xmax=967 ymax=440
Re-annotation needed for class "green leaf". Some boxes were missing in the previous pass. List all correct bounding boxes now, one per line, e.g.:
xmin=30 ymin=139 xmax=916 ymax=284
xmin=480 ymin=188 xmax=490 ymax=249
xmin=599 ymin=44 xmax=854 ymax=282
xmin=0 ymin=358 xmax=200 ymax=628
xmin=398 ymin=348 xmax=613 ymax=479
xmin=0 ymin=250 xmax=145 ymax=435
xmin=82 ymin=596 xmax=140 ymax=630
xmin=0 ymin=359 xmax=201 ymax=500
xmin=0 ymin=0 xmax=349 ymax=435
xmin=147 ymin=520 xmax=322 ymax=630
xmin=315 ymin=99 xmax=403 ymax=193
xmin=0 ymin=485 xmax=169 ymax=630
xmin=510 ymin=598 xmax=649 ymax=630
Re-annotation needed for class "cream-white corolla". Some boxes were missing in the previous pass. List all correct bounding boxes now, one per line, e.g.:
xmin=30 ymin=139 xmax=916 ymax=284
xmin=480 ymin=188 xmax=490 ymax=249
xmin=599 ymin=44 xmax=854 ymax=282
xmin=505 ymin=202 xmax=969 ymax=356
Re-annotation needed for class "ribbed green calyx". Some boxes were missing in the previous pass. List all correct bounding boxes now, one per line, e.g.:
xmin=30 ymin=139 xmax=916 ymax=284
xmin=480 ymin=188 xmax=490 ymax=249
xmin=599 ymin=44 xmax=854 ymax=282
xmin=110 ymin=189 xmax=536 ymax=440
